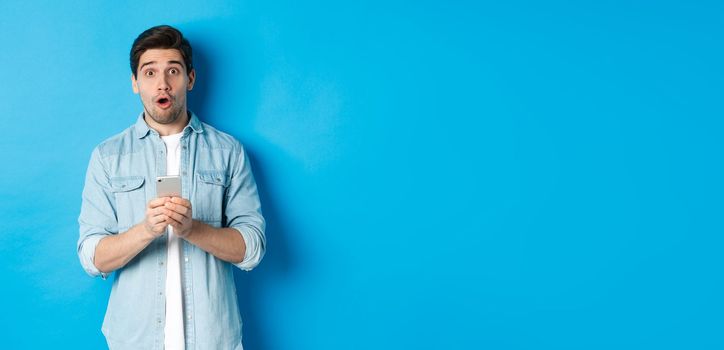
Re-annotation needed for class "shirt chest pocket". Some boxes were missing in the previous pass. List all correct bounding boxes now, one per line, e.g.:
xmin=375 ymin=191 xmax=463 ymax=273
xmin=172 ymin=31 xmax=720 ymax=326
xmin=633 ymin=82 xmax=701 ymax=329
xmin=194 ymin=170 xmax=229 ymax=224
xmin=109 ymin=176 xmax=146 ymax=231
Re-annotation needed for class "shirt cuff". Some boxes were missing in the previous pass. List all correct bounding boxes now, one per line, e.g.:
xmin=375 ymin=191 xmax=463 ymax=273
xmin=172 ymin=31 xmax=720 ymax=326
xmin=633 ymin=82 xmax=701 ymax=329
xmin=231 ymin=226 xmax=262 ymax=271
xmin=79 ymin=234 xmax=110 ymax=280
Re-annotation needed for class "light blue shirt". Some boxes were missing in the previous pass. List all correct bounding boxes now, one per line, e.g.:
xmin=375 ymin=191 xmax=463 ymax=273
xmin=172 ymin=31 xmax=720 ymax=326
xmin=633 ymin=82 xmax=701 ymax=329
xmin=77 ymin=111 xmax=266 ymax=350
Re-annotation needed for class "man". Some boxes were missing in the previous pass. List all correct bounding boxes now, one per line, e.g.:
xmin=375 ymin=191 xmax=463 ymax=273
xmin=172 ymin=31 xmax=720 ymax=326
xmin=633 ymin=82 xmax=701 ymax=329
xmin=77 ymin=25 xmax=265 ymax=350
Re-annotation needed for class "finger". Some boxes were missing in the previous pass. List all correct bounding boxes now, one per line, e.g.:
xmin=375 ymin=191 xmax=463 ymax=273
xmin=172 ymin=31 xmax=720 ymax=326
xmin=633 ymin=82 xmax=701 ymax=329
xmin=163 ymin=209 xmax=187 ymax=223
xmin=165 ymin=214 xmax=183 ymax=228
xmin=152 ymin=205 xmax=170 ymax=216
xmin=149 ymin=214 xmax=168 ymax=226
xmin=170 ymin=197 xmax=192 ymax=208
xmin=164 ymin=202 xmax=190 ymax=217
xmin=148 ymin=197 xmax=168 ymax=208
xmin=148 ymin=197 xmax=171 ymax=209
xmin=146 ymin=207 xmax=168 ymax=220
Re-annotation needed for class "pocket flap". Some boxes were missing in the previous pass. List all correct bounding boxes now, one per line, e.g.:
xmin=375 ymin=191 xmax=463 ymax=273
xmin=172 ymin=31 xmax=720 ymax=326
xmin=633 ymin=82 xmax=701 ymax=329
xmin=110 ymin=176 xmax=145 ymax=192
xmin=197 ymin=171 xmax=229 ymax=187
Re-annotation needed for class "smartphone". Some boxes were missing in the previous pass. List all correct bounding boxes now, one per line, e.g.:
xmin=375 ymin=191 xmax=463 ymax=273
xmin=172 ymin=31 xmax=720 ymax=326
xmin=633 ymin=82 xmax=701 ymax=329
xmin=156 ymin=175 xmax=182 ymax=198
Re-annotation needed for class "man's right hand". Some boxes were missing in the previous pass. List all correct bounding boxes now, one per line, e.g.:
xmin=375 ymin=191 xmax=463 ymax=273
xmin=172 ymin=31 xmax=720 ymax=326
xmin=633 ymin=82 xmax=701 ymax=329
xmin=94 ymin=197 xmax=174 ymax=273
xmin=142 ymin=197 xmax=171 ymax=239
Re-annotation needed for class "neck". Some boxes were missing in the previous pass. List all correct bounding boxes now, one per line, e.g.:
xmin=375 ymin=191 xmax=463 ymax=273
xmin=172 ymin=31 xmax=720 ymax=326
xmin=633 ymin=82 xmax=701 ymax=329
xmin=145 ymin=109 xmax=190 ymax=136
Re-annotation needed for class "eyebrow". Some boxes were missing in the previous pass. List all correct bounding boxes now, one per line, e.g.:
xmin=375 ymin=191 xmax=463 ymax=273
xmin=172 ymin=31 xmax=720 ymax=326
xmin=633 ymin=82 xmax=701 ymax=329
xmin=139 ymin=60 xmax=186 ymax=71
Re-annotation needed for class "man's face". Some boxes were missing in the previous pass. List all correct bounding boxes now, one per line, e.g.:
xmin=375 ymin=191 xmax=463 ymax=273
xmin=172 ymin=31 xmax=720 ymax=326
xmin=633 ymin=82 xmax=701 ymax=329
xmin=132 ymin=48 xmax=195 ymax=126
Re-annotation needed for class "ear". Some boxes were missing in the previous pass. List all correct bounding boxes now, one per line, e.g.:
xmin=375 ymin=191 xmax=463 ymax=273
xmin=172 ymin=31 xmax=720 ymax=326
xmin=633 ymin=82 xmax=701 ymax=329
xmin=131 ymin=74 xmax=139 ymax=94
xmin=187 ymin=69 xmax=196 ymax=91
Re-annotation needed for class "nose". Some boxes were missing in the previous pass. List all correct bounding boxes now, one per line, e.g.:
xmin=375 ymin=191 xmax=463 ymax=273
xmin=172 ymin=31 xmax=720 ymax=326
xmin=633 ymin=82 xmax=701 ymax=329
xmin=158 ymin=76 xmax=170 ymax=91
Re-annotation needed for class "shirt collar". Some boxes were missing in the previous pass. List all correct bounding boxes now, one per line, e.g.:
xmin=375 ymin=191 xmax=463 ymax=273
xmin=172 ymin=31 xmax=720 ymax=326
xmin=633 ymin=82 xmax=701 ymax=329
xmin=134 ymin=110 xmax=204 ymax=139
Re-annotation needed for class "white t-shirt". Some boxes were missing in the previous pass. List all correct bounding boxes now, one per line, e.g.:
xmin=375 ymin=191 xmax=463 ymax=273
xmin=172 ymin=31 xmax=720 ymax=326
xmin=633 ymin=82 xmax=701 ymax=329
xmin=161 ymin=132 xmax=185 ymax=350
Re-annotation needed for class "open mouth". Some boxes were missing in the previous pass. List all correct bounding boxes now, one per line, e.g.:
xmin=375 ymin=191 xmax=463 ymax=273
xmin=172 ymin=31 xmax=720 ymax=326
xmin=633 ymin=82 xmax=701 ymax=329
xmin=156 ymin=96 xmax=172 ymax=109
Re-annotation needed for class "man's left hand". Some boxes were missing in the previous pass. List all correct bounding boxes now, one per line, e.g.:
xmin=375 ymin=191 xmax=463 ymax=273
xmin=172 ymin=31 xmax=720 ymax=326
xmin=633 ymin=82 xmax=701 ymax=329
xmin=163 ymin=197 xmax=194 ymax=238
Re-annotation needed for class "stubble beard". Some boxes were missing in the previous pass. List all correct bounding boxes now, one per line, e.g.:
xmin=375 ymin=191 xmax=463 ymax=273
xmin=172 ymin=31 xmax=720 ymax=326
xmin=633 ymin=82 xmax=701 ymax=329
xmin=144 ymin=98 xmax=186 ymax=125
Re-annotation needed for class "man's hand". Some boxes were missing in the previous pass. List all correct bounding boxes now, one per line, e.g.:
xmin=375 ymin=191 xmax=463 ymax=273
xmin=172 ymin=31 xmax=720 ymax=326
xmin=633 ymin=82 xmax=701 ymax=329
xmin=143 ymin=197 xmax=172 ymax=239
xmin=163 ymin=197 xmax=193 ymax=238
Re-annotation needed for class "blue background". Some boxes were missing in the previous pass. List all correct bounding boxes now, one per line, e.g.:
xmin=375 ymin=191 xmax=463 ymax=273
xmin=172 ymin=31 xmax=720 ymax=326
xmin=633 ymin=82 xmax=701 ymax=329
xmin=0 ymin=1 xmax=722 ymax=349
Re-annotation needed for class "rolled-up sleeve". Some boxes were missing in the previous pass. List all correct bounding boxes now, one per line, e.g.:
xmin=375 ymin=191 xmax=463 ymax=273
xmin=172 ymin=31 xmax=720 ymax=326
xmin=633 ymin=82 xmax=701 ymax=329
xmin=225 ymin=144 xmax=266 ymax=271
xmin=77 ymin=147 xmax=117 ymax=279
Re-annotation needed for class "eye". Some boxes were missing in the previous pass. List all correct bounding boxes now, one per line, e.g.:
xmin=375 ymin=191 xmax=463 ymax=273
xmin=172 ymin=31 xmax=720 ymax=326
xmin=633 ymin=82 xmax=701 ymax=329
xmin=144 ymin=70 xmax=155 ymax=77
xmin=169 ymin=68 xmax=179 ymax=75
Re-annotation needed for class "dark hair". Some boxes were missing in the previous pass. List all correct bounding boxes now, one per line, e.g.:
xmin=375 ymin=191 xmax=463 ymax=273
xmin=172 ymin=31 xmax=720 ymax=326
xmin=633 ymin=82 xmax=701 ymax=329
xmin=130 ymin=25 xmax=193 ymax=78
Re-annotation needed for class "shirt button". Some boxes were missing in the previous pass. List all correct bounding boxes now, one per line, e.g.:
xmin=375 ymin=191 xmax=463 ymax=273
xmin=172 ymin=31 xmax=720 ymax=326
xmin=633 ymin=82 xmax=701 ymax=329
xmin=184 ymin=257 xmax=188 ymax=262
xmin=187 ymin=315 xmax=192 ymax=320
xmin=159 ymin=261 xmax=164 ymax=266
